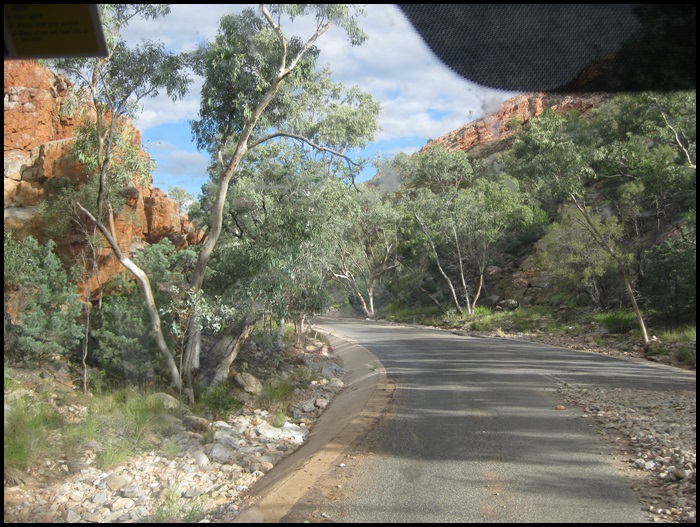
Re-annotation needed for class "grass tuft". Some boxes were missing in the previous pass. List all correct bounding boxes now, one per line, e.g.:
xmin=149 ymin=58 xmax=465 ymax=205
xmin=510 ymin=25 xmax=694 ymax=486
xmin=4 ymin=400 xmax=64 ymax=481
xmin=258 ymin=380 xmax=295 ymax=413
xmin=196 ymin=382 xmax=243 ymax=420
xmin=592 ymin=310 xmax=638 ymax=334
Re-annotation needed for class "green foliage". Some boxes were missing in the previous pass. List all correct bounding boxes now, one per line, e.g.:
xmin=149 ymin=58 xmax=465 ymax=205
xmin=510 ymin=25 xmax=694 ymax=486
xmin=3 ymin=230 xmax=30 ymax=287
xmin=641 ymin=231 xmax=696 ymax=324
xmin=508 ymin=108 xmax=597 ymax=210
xmin=642 ymin=325 xmax=697 ymax=368
xmin=472 ymin=305 xmax=493 ymax=317
xmin=269 ymin=409 xmax=288 ymax=428
xmin=465 ymin=309 xmax=499 ymax=332
xmin=3 ymin=234 xmax=82 ymax=362
xmin=52 ymin=5 xmax=191 ymax=122
xmin=88 ymin=239 xmax=201 ymax=382
xmin=37 ymin=120 xmax=155 ymax=242
xmin=4 ymin=368 xmax=16 ymax=391
xmin=537 ymin=205 xmax=626 ymax=310
xmin=74 ymin=121 xmax=155 ymax=190
xmin=441 ymin=308 xmax=464 ymax=326
xmin=201 ymin=147 xmax=355 ymax=325
xmin=385 ymin=304 xmax=441 ymax=323
xmin=4 ymin=400 xmax=65 ymax=481
xmin=328 ymin=187 xmax=404 ymax=318
xmin=659 ymin=326 xmax=696 ymax=343
xmin=392 ymin=146 xmax=547 ymax=315
xmin=673 ymin=346 xmax=696 ymax=368
xmin=59 ymin=86 xmax=81 ymax=118
xmin=504 ymin=91 xmax=695 ymax=328
xmin=509 ymin=306 xmax=552 ymax=332
xmin=150 ymin=484 xmax=207 ymax=523
xmin=167 ymin=186 xmax=195 ymax=216
xmin=459 ymin=305 xmax=565 ymax=335
xmin=196 ymin=382 xmax=243 ymax=420
xmin=134 ymin=239 xmax=197 ymax=296
xmin=75 ymin=387 xmax=177 ymax=469
xmin=190 ymin=5 xmax=374 ymax=157
xmin=90 ymin=293 xmax=154 ymax=381
xmin=505 ymin=117 xmax=522 ymax=131
xmin=593 ymin=310 xmax=639 ymax=334
xmin=46 ymin=5 xmax=191 ymax=391
xmin=258 ymin=380 xmax=295 ymax=413
xmin=98 ymin=440 xmax=133 ymax=469
xmin=393 ymin=144 xmax=475 ymax=193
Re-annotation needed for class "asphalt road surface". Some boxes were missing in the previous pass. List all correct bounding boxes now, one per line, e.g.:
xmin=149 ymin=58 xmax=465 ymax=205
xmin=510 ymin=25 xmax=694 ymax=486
xmin=276 ymin=318 xmax=695 ymax=523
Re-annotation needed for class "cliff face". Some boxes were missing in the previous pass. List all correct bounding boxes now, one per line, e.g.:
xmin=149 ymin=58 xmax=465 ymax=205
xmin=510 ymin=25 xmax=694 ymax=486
xmin=4 ymin=60 xmax=202 ymax=297
xmin=422 ymin=92 xmax=606 ymax=155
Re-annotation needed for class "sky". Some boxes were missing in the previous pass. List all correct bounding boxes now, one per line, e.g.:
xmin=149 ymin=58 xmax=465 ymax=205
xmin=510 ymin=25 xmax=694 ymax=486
xmin=120 ymin=4 xmax=518 ymax=198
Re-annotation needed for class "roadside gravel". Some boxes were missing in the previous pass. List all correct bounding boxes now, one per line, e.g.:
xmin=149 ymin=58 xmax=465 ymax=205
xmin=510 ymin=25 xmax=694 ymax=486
xmin=557 ymin=383 xmax=695 ymax=523
xmin=474 ymin=328 xmax=696 ymax=523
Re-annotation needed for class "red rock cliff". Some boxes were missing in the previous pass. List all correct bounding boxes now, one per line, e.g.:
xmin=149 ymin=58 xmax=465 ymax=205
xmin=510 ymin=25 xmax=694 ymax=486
xmin=422 ymin=92 xmax=606 ymax=154
xmin=4 ymin=60 xmax=202 ymax=297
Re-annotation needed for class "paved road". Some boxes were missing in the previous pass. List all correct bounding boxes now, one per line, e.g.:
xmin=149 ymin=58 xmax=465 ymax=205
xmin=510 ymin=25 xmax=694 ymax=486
xmin=279 ymin=318 xmax=694 ymax=523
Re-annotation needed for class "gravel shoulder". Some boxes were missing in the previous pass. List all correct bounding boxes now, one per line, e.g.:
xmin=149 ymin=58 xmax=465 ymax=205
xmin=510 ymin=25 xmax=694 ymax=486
xmin=473 ymin=328 xmax=696 ymax=524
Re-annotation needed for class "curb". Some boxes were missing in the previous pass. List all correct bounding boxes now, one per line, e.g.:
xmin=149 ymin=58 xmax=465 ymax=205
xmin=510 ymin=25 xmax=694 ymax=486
xmin=232 ymin=327 xmax=394 ymax=523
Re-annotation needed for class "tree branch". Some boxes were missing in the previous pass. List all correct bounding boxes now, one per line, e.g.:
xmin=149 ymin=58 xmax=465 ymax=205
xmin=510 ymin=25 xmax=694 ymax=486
xmin=661 ymin=111 xmax=696 ymax=170
xmin=248 ymin=131 xmax=360 ymax=169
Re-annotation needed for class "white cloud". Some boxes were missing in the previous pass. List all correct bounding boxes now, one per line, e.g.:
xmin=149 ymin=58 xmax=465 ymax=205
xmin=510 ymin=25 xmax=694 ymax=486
xmin=149 ymin=147 xmax=210 ymax=197
xmin=156 ymin=150 xmax=209 ymax=176
xmin=122 ymin=4 xmax=517 ymax=193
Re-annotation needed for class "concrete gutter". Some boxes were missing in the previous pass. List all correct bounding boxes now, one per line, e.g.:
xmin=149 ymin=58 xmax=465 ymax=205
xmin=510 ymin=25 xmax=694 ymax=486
xmin=232 ymin=327 xmax=395 ymax=523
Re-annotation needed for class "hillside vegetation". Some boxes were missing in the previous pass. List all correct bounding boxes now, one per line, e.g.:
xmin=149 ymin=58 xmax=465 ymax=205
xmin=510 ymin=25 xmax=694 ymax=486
xmin=6 ymin=91 xmax=695 ymax=390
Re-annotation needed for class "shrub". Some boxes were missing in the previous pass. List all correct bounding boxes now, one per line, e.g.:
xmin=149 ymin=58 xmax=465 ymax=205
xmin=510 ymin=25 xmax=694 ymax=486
xmin=197 ymin=382 xmax=243 ymax=419
xmin=90 ymin=294 xmax=155 ymax=381
xmin=4 ymin=400 xmax=65 ymax=482
xmin=150 ymin=484 xmax=207 ymax=523
xmin=4 ymin=234 xmax=82 ymax=362
xmin=162 ymin=438 xmax=180 ymax=460
xmin=511 ymin=306 xmax=551 ymax=332
xmin=258 ymin=380 xmax=295 ymax=412
xmin=269 ymin=409 xmax=288 ymax=428
xmin=642 ymin=234 xmax=696 ymax=325
xmin=674 ymin=346 xmax=696 ymax=368
xmin=593 ymin=310 xmax=638 ymax=333
xmin=659 ymin=326 xmax=696 ymax=343
xmin=97 ymin=440 xmax=132 ymax=469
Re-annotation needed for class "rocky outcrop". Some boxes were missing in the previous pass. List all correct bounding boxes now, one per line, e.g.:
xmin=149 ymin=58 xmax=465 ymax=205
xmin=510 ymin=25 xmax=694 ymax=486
xmin=4 ymin=60 xmax=86 ymax=152
xmin=422 ymin=92 xmax=606 ymax=155
xmin=4 ymin=60 xmax=202 ymax=297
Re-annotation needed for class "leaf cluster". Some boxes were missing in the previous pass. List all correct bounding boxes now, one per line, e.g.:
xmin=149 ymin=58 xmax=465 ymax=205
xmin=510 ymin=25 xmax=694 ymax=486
xmin=4 ymin=234 xmax=83 ymax=362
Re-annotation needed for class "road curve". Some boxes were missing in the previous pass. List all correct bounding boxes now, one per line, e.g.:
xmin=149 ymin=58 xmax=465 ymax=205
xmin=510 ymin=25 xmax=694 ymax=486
xmin=236 ymin=318 xmax=695 ymax=523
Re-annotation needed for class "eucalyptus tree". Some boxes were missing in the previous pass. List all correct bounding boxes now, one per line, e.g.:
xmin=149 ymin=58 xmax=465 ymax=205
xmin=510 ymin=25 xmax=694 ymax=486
xmin=182 ymin=5 xmax=380 ymax=396
xmin=537 ymin=205 xmax=628 ymax=310
xmin=509 ymin=92 xmax=696 ymax=347
xmin=329 ymin=187 xmax=403 ymax=319
xmin=393 ymin=145 xmax=542 ymax=315
xmin=408 ymin=180 xmax=540 ymax=315
xmin=50 ymin=4 xmax=192 ymax=389
xmin=592 ymin=91 xmax=695 ymax=233
xmin=394 ymin=144 xmax=476 ymax=193
xmin=508 ymin=107 xmax=652 ymax=345
xmin=194 ymin=145 xmax=354 ymax=385
xmin=392 ymin=146 xmax=476 ymax=313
